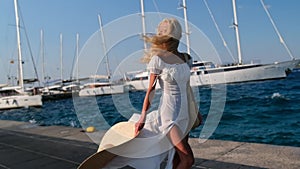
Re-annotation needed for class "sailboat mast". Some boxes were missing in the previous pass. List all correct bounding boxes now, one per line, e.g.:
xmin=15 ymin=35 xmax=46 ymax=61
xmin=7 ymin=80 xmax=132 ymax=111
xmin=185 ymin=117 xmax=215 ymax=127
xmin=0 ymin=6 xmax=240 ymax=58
xmin=98 ymin=14 xmax=111 ymax=79
xmin=14 ymin=0 xmax=24 ymax=90
xmin=60 ymin=33 xmax=63 ymax=83
xmin=182 ymin=0 xmax=191 ymax=54
xmin=40 ymin=29 xmax=45 ymax=84
xmin=232 ymin=0 xmax=242 ymax=64
xmin=76 ymin=33 xmax=79 ymax=82
xmin=140 ymin=0 xmax=147 ymax=50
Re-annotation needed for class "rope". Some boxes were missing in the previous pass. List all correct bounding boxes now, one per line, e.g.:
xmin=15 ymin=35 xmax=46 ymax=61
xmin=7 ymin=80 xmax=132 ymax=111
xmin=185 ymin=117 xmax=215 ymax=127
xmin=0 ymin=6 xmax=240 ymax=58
xmin=203 ymin=0 xmax=236 ymax=62
xmin=260 ymin=0 xmax=294 ymax=60
xmin=18 ymin=3 xmax=41 ymax=85
xmin=152 ymin=0 xmax=163 ymax=20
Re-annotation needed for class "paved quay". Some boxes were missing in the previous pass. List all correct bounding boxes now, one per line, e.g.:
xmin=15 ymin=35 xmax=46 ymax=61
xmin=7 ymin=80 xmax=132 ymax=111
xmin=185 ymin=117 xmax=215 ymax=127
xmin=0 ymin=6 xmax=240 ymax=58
xmin=0 ymin=120 xmax=299 ymax=169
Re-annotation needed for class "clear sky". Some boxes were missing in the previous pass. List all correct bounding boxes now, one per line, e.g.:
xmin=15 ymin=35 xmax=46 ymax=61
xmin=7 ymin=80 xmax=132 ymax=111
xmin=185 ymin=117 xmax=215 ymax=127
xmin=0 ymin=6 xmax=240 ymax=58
xmin=0 ymin=0 xmax=299 ymax=84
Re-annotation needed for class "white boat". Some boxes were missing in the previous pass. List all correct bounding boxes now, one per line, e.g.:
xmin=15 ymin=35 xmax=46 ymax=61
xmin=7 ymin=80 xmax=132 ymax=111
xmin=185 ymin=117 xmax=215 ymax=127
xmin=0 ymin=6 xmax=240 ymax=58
xmin=0 ymin=0 xmax=42 ymax=110
xmin=0 ymin=86 xmax=42 ymax=110
xmin=124 ymin=70 xmax=158 ymax=91
xmin=79 ymin=81 xmax=124 ymax=97
xmin=79 ymin=15 xmax=125 ymax=97
xmin=124 ymin=0 xmax=299 ymax=91
xmin=79 ymin=75 xmax=124 ymax=96
xmin=39 ymin=32 xmax=81 ymax=100
xmin=41 ymin=82 xmax=80 ymax=101
xmin=190 ymin=60 xmax=298 ymax=86
xmin=190 ymin=0 xmax=299 ymax=86
xmin=124 ymin=59 xmax=298 ymax=91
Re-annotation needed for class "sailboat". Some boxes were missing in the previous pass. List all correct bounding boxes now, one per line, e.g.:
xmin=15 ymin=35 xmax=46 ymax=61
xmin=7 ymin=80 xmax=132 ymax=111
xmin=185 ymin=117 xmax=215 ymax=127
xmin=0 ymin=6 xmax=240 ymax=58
xmin=124 ymin=0 xmax=161 ymax=91
xmin=40 ymin=33 xmax=80 ymax=101
xmin=124 ymin=0 xmax=299 ymax=90
xmin=0 ymin=0 xmax=42 ymax=110
xmin=79 ymin=14 xmax=124 ymax=97
xmin=189 ymin=0 xmax=299 ymax=86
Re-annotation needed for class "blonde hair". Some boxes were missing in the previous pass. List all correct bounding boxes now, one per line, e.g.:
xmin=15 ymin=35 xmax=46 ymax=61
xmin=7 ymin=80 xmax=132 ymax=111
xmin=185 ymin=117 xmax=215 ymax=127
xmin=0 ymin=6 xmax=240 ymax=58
xmin=141 ymin=35 xmax=179 ymax=63
xmin=141 ymin=18 xmax=182 ymax=63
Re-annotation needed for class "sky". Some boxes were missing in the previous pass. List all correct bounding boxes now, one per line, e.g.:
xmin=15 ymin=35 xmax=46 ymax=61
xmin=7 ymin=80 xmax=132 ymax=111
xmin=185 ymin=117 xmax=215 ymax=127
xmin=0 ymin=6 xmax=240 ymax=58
xmin=0 ymin=0 xmax=299 ymax=84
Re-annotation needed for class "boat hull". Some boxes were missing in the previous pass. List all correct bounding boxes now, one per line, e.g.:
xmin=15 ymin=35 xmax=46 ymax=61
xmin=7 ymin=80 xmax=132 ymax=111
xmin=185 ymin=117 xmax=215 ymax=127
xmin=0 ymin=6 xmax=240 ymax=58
xmin=190 ymin=59 xmax=299 ymax=86
xmin=42 ymin=92 xmax=78 ymax=101
xmin=79 ymin=85 xmax=125 ymax=97
xmin=0 ymin=95 xmax=42 ymax=110
xmin=125 ymin=59 xmax=300 ymax=90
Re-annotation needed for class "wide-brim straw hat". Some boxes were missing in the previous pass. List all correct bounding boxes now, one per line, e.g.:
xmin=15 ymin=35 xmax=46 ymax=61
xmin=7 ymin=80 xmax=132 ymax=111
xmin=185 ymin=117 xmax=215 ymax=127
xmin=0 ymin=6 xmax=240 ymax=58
xmin=78 ymin=121 xmax=138 ymax=169
xmin=157 ymin=18 xmax=182 ymax=40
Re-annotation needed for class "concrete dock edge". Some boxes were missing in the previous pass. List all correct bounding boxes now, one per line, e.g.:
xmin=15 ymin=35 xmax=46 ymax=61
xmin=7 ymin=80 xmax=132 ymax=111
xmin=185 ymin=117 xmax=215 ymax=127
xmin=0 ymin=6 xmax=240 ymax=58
xmin=0 ymin=120 xmax=299 ymax=169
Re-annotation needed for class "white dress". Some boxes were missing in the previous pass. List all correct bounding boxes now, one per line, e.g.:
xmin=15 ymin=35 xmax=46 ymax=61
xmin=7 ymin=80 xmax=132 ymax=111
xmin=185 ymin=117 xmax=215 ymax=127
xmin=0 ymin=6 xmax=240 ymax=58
xmin=104 ymin=55 xmax=191 ymax=169
xmin=148 ymin=55 xmax=191 ymax=135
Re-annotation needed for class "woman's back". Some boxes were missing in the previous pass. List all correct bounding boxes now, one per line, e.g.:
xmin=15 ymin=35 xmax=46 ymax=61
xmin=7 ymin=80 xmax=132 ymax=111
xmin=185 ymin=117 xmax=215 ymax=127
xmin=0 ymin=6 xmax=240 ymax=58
xmin=148 ymin=55 xmax=190 ymax=95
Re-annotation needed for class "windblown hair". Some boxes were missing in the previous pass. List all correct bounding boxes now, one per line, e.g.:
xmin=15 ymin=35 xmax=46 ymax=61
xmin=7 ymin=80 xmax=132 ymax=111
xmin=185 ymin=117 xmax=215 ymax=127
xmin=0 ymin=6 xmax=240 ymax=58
xmin=141 ymin=35 xmax=180 ymax=63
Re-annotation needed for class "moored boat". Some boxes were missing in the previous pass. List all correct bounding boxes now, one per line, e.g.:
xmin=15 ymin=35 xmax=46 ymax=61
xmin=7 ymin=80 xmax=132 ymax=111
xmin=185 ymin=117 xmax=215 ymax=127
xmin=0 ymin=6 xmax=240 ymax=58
xmin=0 ymin=0 xmax=42 ymax=110
xmin=123 ymin=0 xmax=300 ymax=91
xmin=0 ymin=86 xmax=42 ymax=110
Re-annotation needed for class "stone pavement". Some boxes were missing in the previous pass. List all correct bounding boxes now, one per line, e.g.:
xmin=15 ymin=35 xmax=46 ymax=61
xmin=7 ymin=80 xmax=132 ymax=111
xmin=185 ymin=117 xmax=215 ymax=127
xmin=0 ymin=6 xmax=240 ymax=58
xmin=0 ymin=120 xmax=299 ymax=169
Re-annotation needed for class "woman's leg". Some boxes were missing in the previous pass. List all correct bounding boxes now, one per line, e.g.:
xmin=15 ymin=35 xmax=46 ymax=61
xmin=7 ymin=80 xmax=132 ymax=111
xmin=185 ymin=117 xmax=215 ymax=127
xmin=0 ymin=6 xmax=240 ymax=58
xmin=172 ymin=136 xmax=190 ymax=168
xmin=172 ymin=152 xmax=179 ymax=168
xmin=168 ymin=125 xmax=194 ymax=169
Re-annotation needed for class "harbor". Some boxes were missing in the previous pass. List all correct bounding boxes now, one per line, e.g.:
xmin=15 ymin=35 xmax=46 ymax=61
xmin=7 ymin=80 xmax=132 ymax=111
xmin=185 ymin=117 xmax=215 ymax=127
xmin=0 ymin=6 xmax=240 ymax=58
xmin=1 ymin=119 xmax=299 ymax=169
xmin=0 ymin=72 xmax=300 ymax=168
xmin=1 ymin=0 xmax=300 ymax=109
xmin=1 ymin=1 xmax=300 ymax=168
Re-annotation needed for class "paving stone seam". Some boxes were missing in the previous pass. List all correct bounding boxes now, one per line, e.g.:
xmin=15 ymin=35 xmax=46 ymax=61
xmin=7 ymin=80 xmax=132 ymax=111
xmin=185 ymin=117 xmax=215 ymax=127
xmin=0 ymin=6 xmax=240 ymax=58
xmin=210 ymin=142 xmax=247 ymax=162
xmin=0 ymin=142 xmax=80 ymax=165
xmin=0 ymin=163 xmax=10 ymax=169
xmin=0 ymin=129 xmax=96 ymax=150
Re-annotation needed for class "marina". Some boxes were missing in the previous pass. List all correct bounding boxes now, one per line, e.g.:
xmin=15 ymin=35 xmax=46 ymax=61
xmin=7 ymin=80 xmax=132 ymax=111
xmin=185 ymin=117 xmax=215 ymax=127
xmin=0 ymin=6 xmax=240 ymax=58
xmin=1 ymin=0 xmax=299 ymax=104
xmin=1 ymin=71 xmax=300 ymax=148
xmin=0 ymin=0 xmax=300 ymax=168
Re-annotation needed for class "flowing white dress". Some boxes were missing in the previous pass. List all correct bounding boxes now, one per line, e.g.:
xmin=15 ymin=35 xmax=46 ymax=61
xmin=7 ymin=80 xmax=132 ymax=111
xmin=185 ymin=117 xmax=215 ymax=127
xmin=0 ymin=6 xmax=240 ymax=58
xmin=104 ymin=55 xmax=191 ymax=169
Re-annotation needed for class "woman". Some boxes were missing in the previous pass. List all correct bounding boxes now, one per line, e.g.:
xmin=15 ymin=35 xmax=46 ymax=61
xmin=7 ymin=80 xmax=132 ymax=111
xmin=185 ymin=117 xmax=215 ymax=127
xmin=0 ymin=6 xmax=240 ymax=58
xmin=100 ymin=18 xmax=201 ymax=169
xmin=135 ymin=18 xmax=199 ymax=169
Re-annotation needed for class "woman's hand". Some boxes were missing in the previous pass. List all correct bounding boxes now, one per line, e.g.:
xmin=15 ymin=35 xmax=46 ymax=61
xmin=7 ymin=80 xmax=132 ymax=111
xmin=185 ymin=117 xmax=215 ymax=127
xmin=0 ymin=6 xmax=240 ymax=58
xmin=135 ymin=114 xmax=146 ymax=135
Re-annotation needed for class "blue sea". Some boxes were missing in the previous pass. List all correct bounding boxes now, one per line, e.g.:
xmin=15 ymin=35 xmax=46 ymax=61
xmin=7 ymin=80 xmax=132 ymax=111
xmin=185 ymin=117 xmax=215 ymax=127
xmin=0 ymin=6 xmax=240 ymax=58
xmin=1 ymin=71 xmax=300 ymax=147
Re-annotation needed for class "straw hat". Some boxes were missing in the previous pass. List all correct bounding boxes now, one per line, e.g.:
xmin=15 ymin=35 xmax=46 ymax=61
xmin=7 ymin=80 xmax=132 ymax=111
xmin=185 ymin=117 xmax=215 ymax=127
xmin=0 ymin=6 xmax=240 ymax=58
xmin=78 ymin=121 xmax=138 ymax=169
xmin=157 ymin=18 xmax=182 ymax=40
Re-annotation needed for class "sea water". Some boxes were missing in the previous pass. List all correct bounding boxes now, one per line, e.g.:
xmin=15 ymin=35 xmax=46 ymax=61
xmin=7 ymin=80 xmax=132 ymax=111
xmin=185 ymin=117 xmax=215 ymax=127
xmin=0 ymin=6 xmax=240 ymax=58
xmin=1 ymin=71 xmax=299 ymax=147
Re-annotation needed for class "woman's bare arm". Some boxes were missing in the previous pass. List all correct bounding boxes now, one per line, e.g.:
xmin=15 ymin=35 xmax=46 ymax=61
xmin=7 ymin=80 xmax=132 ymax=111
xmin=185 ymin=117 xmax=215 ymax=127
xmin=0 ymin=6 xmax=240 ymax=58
xmin=135 ymin=73 xmax=158 ymax=133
